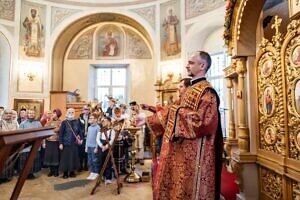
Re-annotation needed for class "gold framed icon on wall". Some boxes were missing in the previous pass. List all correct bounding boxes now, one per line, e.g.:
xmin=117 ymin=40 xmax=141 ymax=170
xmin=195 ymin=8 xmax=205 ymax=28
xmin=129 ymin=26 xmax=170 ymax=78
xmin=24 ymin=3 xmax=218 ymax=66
xmin=14 ymin=98 xmax=44 ymax=119
xmin=295 ymin=129 xmax=300 ymax=150
xmin=264 ymin=126 xmax=277 ymax=145
xmin=261 ymin=59 xmax=274 ymax=77
xmin=293 ymin=78 xmax=300 ymax=116
xmin=162 ymin=89 xmax=178 ymax=106
xmin=291 ymin=45 xmax=300 ymax=67
xmin=262 ymin=85 xmax=275 ymax=116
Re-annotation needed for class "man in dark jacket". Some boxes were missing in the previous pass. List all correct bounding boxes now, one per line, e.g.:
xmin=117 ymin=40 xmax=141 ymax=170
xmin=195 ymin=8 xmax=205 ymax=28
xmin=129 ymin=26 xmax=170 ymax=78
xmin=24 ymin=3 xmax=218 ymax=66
xmin=77 ymin=105 xmax=90 ymax=171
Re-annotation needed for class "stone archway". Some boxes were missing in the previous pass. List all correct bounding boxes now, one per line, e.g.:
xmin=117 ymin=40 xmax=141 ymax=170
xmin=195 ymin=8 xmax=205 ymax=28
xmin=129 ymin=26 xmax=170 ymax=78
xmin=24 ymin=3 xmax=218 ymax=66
xmin=51 ymin=12 xmax=153 ymax=91
xmin=0 ymin=32 xmax=11 ymax=107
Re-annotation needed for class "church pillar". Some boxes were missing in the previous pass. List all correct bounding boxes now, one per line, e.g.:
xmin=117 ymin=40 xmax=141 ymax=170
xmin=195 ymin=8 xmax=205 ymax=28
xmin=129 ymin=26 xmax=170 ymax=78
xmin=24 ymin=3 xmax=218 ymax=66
xmin=232 ymin=57 xmax=258 ymax=200
xmin=223 ymin=61 xmax=239 ymax=162
xmin=226 ymin=77 xmax=236 ymax=140
xmin=236 ymin=57 xmax=249 ymax=153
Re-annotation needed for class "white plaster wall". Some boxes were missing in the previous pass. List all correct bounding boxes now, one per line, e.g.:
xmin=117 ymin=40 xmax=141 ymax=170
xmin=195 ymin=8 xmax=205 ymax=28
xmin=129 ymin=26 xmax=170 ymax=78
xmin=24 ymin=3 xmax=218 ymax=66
xmin=64 ymin=59 xmax=155 ymax=104
xmin=185 ymin=6 xmax=226 ymax=56
xmin=203 ymin=27 xmax=225 ymax=54
xmin=0 ymin=32 xmax=10 ymax=107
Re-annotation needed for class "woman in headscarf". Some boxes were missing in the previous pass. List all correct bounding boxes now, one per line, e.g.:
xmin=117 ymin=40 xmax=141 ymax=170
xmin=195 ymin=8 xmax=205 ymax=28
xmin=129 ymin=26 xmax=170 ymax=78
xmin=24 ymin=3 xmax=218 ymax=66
xmin=59 ymin=108 xmax=83 ymax=179
xmin=40 ymin=110 xmax=52 ymax=126
xmin=43 ymin=109 xmax=62 ymax=177
xmin=0 ymin=109 xmax=18 ymax=182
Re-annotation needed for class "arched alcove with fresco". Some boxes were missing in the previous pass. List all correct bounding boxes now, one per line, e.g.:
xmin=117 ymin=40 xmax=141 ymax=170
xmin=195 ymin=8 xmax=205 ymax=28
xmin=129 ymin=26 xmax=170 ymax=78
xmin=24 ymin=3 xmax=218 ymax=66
xmin=51 ymin=12 xmax=155 ymax=104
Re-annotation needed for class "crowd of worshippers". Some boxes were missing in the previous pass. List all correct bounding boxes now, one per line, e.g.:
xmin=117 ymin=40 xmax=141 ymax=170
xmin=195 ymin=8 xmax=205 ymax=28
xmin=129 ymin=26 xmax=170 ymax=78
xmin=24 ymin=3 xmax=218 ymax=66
xmin=0 ymin=98 xmax=149 ymax=184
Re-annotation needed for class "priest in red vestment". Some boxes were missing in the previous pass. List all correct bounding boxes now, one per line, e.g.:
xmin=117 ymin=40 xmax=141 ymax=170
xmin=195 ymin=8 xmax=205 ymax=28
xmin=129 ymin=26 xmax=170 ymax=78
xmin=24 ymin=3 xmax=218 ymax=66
xmin=147 ymin=51 xmax=223 ymax=200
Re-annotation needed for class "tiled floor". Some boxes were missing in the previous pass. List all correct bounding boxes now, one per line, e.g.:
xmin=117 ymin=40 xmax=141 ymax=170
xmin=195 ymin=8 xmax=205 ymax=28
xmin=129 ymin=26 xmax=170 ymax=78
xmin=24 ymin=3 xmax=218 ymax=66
xmin=0 ymin=161 xmax=153 ymax=200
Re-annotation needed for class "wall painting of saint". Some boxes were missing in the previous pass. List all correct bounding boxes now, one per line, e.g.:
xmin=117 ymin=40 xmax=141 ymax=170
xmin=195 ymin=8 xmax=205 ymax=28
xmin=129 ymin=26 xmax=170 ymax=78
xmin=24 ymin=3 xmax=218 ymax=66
xmin=292 ymin=46 xmax=300 ymax=66
xmin=96 ymin=25 xmax=123 ymax=59
xmin=263 ymin=86 xmax=275 ymax=116
xmin=160 ymin=0 xmax=181 ymax=61
xmin=19 ymin=1 xmax=46 ymax=60
xmin=261 ymin=59 xmax=273 ymax=77
xmin=264 ymin=126 xmax=277 ymax=145
xmin=295 ymin=79 xmax=300 ymax=115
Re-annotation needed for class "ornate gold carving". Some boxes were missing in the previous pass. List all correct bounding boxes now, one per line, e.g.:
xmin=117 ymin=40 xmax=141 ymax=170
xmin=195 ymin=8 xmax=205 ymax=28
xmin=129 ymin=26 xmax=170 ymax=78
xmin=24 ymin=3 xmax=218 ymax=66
xmin=0 ymin=0 xmax=15 ymax=21
xmin=256 ymin=17 xmax=285 ymax=156
xmin=234 ymin=57 xmax=250 ymax=152
xmin=259 ymin=37 xmax=271 ymax=49
xmin=236 ymin=0 xmax=249 ymax=41
xmin=261 ymin=167 xmax=283 ymax=199
xmin=271 ymin=16 xmax=283 ymax=49
xmin=292 ymin=180 xmax=300 ymax=199
xmin=226 ymin=77 xmax=236 ymax=140
xmin=283 ymin=20 xmax=300 ymax=160
xmin=224 ymin=59 xmax=237 ymax=78
xmin=68 ymin=28 xmax=95 ymax=59
xmin=154 ymin=73 xmax=178 ymax=106
xmin=287 ymin=20 xmax=300 ymax=34
xmin=236 ymin=57 xmax=246 ymax=75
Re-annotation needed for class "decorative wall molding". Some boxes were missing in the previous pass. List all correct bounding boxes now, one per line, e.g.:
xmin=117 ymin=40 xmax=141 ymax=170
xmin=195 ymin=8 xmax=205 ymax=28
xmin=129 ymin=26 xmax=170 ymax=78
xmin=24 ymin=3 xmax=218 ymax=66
xmin=292 ymin=180 xmax=300 ymax=199
xmin=185 ymin=0 xmax=225 ymax=20
xmin=131 ymin=5 xmax=156 ymax=30
xmin=67 ymin=28 xmax=95 ymax=59
xmin=260 ymin=167 xmax=283 ymax=200
xmin=0 ymin=0 xmax=15 ymax=21
xmin=51 ymin=6 xmax=79 ymax=33
xmin=125 ymin=28 xmax=151 ymax=59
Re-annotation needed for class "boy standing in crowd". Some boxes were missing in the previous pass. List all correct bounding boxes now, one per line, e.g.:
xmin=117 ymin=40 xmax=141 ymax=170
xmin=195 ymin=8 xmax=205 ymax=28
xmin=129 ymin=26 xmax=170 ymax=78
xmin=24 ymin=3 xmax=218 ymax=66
xmin=86 ymin=113 xmax=100 ymax=180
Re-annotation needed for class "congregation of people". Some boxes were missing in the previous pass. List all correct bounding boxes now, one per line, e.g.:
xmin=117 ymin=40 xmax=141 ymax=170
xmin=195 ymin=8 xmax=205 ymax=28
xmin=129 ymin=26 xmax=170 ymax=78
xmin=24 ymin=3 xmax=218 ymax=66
xmin=0 ymin=97 xmax=149 ymax=185
xmin=0 ymin=51 xmax=224 ymax=200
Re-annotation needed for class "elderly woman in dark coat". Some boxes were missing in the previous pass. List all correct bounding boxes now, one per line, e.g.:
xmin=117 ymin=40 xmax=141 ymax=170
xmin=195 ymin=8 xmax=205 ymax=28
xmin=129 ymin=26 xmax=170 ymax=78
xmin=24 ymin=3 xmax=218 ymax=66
xmin=59 ymin=108 xmax=83 ymax=179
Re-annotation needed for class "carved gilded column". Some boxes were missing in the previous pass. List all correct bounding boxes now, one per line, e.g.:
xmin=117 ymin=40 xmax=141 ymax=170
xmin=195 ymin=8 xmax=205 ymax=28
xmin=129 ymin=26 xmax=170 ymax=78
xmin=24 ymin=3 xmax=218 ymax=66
xmin=236 ymin=57 xmax=249 ymax=153
xmin=226 ymin=77 xmax=236 ymax=141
